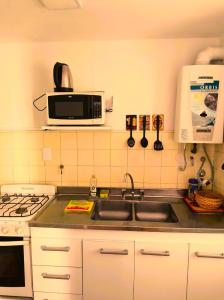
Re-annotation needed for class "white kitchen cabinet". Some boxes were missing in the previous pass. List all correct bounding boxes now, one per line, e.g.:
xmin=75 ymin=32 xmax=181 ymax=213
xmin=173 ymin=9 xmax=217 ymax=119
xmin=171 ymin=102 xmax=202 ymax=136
xmin=134 ymin=241 xmax=188 ymax=300
xmin=31 ymin=230 xmax=82 ymax=300
xmin=83 ymin=239 xmax=134 ymax=300
xmin=188 ymin=242 xmax=224 ymax=300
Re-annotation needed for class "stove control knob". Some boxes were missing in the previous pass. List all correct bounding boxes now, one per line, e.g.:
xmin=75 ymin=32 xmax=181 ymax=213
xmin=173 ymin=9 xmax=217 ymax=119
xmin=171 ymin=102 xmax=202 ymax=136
xmin=1 ymin=226 xmax=9 ymax=234
xmin=15 ymin=227 xmax=23 ymax=235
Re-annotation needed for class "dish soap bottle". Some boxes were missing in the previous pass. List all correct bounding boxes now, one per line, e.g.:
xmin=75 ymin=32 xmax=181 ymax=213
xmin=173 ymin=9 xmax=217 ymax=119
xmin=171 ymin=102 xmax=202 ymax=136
xmin=90 ymin=175 xmax=97 ymax=198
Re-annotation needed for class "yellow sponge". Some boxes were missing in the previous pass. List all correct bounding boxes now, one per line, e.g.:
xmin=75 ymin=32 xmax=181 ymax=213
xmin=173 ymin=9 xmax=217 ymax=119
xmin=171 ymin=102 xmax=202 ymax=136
xmin=64 ymin=200 xmax=94 ymax=213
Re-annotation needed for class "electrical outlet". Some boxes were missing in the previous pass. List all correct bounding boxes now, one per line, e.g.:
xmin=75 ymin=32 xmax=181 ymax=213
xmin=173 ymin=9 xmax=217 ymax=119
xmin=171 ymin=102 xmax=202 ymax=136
xmin=152 ymin=114 xmax=164 ymax=130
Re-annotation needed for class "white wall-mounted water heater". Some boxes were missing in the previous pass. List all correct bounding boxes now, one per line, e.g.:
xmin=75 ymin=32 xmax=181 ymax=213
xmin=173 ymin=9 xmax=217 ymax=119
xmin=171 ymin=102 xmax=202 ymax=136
xmin=174 ymin=65 xmax=224 ymax=143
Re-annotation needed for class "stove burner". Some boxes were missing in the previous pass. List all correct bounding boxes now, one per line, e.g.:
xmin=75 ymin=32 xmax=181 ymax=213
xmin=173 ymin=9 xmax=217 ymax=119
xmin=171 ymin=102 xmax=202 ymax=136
xmin=15 ymin=207 xmax=28 ymax=215
xmin=1 ymin=195 xmax=10 ymax=203
xmin=30 ymin=197 xmax=39 ymax=203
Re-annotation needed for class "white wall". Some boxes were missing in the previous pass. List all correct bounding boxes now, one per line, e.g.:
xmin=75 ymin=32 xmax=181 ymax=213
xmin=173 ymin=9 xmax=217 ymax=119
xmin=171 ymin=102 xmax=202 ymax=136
xmin=0 ymin=38 xmax=220 ymax=130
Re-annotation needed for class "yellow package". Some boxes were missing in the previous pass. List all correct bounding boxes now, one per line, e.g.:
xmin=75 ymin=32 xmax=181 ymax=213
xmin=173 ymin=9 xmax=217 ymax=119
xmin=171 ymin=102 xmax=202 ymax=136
xmin=64 ymin=200 xmax=94 ymax=213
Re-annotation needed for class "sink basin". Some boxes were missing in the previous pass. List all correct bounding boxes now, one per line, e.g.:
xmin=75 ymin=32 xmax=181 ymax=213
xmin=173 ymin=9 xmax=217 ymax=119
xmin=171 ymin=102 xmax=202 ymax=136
xmin=134 ymin=202 xmax=178 ymax=223
xmin=91 ymin=200 xmax=132 ymax=221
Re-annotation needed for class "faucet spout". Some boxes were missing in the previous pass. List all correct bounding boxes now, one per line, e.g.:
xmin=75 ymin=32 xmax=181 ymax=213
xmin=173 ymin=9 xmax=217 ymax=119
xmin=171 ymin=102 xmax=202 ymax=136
xmin=124 ymin=173 xmax=134 ymax=193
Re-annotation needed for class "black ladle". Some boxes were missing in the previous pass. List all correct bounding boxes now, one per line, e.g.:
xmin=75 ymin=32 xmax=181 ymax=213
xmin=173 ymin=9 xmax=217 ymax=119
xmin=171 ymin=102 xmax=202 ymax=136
xmin=140 ymin=115 xmax=148 ymax=148
xmin=154 ymin=115 xmax=163 ymax=151
xmin=127 ymin=116 xmax=135 ymax=147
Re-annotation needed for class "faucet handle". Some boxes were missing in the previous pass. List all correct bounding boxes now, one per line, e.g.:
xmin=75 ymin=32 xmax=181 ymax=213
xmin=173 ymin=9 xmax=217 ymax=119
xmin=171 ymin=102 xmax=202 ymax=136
xmin=121 ymin=189 xmax=126 ymax=199
xmin=140 ymin=189 xmax=144 ymax=200
xmin=140 ymin=189 xmax=144 ymax=195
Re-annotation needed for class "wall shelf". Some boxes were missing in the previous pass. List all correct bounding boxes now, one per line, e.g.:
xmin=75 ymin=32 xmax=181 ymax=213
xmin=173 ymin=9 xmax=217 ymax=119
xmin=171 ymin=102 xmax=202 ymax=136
xmin=42 ymin=126 xmax=111 ymax=131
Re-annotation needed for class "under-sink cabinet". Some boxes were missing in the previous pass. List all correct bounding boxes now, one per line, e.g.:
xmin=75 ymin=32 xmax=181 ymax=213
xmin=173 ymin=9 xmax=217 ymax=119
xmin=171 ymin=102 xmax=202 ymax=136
xmin=188 ymin=242 xmax=224 ymax=300
xmin=83 ymin=240 xmax=134 ymax=300
xmin=134 ymin=241 xmax=188 ymax=300
xmin=83 ymin=239 xmax=188 ymax=300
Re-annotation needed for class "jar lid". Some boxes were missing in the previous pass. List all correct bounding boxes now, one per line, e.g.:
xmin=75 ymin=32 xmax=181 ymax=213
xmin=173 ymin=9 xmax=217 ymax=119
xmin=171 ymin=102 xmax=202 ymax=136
xmin=188 ymin=178 xmax=198 ymax=184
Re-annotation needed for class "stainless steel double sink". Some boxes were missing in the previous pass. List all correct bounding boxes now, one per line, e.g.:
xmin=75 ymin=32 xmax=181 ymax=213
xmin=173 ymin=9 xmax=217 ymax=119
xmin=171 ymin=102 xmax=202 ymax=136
xmin=91 ymin=200 xmax=178 ymax=223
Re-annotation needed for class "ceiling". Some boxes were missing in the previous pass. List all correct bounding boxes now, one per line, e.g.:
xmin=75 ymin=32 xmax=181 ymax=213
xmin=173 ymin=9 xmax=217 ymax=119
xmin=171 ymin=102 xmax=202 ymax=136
xmin=1 ymin=0 xmax=224 ymax=42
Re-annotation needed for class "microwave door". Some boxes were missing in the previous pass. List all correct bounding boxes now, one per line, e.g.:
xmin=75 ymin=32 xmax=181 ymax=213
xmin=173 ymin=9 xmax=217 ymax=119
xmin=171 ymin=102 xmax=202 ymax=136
xmin=47 ymin=93 xmax=104 ymax=125
xmin=54 ymin=101 xmax=85 ymax=119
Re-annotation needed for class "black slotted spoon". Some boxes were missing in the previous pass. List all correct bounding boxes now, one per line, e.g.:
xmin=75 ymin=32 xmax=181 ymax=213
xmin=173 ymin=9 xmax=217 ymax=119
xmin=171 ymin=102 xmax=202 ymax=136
xmin=154 ymin=115 xmax=163 ymax=151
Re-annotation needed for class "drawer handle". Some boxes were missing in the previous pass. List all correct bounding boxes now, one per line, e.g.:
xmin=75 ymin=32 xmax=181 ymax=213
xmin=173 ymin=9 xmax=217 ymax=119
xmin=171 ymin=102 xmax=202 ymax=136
xmin=140 ymin=249 xmax=170 ymax=256
xmin=99 ymin=248 xmax=128 ymax=255
xmin=195 ymin=251 xmax=224 ymax=259
xmin=41 ymin=273 xmax=71 ymax=280
xmin=41 ymin=245 xmax=70 ymax=252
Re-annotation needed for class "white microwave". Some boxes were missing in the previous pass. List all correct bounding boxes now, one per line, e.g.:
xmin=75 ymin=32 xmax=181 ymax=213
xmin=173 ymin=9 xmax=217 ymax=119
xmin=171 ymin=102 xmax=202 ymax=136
xmin=46 ymin=91 xmax=105 ymax=126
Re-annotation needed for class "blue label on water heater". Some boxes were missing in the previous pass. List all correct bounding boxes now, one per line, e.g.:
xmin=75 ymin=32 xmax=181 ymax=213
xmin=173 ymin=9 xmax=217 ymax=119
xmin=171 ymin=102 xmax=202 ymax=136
xmin=190 ymin=80 xmax=219 ymax=91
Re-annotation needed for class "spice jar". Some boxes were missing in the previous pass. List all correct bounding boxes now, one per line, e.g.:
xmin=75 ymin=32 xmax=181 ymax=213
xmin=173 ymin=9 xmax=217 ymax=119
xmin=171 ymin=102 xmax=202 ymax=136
xmin=188 ymin=178 xmax=199 ymax=200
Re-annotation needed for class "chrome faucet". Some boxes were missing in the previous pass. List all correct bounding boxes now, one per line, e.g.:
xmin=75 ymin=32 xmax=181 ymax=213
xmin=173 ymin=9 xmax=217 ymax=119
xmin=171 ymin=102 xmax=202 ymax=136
xmin=122 ymin=173 xmax=144 ymax=200
xmin=123 ymin=173 xmax=135 ymax=196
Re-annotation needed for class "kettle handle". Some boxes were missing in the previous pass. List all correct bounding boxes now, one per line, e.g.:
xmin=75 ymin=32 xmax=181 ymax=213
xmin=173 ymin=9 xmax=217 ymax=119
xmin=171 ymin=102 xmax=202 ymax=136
xmin=53 ymin=62 xmax=66 ymax=88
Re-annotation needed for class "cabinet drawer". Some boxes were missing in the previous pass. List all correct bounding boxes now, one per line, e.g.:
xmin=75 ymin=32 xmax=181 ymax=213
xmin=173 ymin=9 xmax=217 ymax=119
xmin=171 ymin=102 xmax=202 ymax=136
xmin=31 ymin=238 xmax=82 ymax=267
xmin=34 ymin=292 xmax=82 ymax=300
xmin=33 ymin=266 xmax=82 ymax=294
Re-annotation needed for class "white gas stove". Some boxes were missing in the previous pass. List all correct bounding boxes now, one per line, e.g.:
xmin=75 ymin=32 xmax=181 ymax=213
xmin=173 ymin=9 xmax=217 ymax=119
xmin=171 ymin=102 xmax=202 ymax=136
xmin=0 ymin=184 xmax=56 ymax=299
xmin=0 ymin=184 xmax=56 ymax=237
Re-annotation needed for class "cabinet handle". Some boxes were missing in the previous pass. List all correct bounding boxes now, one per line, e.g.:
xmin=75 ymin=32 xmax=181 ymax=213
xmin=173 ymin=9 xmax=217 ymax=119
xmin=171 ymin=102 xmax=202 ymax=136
xmin=140 ymin=249 xmax=170 ymax=256
xmin=41 ymin=245 xmax=70 ymax=252
xmin=99 ymin=248 xmax=128 ymax=255
xmin=195 ymin=251 xmax=224 ymax=259
xmin=41 ymin=273 xmax=70 ymax=280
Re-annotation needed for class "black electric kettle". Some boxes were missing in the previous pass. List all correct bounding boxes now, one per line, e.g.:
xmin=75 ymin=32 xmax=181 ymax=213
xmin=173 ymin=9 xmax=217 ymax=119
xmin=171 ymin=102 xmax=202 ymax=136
xmin=53 ymin=62 xmax=73 ymax=92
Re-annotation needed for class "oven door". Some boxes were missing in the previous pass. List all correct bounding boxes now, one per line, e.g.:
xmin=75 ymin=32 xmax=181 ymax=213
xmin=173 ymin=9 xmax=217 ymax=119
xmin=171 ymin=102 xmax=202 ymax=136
xmin=0 ymin=237 xmax=32 ymax=298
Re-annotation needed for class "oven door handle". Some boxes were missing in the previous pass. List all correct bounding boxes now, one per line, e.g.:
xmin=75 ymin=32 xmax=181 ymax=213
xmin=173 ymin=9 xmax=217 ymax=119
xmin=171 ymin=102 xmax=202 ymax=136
xmin=0 ymin=241 xmax=29 ymax=246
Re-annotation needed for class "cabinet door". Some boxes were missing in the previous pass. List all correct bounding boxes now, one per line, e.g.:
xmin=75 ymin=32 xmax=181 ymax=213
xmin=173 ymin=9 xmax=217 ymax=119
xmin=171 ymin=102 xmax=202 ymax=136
xmin=188 ymin=243 xmax=224 ymax=300
xmin=83 ymin=239 xmax=134 ymax=300
xmin=135 ymin=241 xmax=188 ymax=300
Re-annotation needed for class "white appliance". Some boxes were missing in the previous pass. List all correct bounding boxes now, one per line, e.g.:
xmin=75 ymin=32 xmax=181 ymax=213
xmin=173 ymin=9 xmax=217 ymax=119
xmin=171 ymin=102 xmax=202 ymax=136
xmin=0 ymin=184 xmax=55 ymax=299
xmin=174 ymin=65 xmax=224 ymax=143
xmin=46 ymin=91 xmax=105 ymax=126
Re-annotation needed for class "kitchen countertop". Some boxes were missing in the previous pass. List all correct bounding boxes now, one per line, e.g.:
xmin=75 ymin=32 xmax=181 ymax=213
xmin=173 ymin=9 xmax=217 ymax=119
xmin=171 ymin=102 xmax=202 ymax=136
xmin=29 ymin=188 xmax=224 ymax=233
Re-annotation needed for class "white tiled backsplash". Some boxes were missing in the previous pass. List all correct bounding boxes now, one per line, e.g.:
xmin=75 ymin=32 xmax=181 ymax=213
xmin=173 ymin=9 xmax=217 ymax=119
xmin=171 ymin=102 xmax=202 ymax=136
xmin=0 ymin=130 xmax=216 ymax=189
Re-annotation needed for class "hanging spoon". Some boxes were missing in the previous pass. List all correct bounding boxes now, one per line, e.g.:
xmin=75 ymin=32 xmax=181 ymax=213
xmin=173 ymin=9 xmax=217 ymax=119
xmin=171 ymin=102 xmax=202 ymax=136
xmin=140 ymin=115 xmax=148 ymax=148
xmin=154 ymin=115 xmax=163 ymax=151
xmin=127 ymin=116 xmax=135 ymax=148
